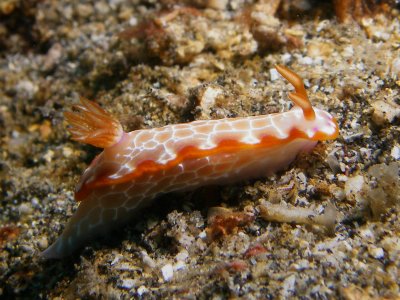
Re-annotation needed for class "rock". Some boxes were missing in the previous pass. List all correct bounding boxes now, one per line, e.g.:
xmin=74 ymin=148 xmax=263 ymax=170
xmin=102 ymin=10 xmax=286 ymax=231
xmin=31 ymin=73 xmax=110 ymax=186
xmin=391 ymin=145 xmax=400 ymax=160
xmin=37 ymin=237 xmax=48 ymax=250
xmin=119 ymin=278 xmax=136 ymax=290
xmin=161 ymin=264 xmax=174 ymax=282
xmin=207 ymin=0 xmax=228 ymax=10
xmin=368 ymin=246 xmax=384 ymax=259
xmin=18 ymin=203 xmax=32 ymax=215
xmin=371 ymin=100 xmax=400 ymax=126
xmin=199 ymin=85 xmax=223 ymax=116
xmin=345 ymin=175 xmax=364 ymax=198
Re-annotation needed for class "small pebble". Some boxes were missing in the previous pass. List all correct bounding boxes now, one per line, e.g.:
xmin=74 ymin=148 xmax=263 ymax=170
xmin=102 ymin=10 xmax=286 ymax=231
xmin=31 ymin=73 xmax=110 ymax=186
xmin=37 ymin=237 xmax=48 ymax=250
xmin=297 ymin=172 xmax=307 ymax=184
xmin=31 ymin=197 xmax=40 ymax=208
xmin=18 ymin=203 xmax=32 ymax=215
xmin=359 ymin=228 xmax=375 ymax=241
xmin=327 ymin=150 xmax=341 ymax=174
xmin=342 ymin=45 xmax=354 ymax=58
xmin=119 ymin=278 xmax=136 ymax=290
xmin=175 ymin=250 xmax=189 ymax=261
xmin=200 ymin=86 xmax=222 ymax=114
xmin=94 ymin=2 xmax=110 ymax=14
xmin=391 ymin=57 xmax=400 ymax=78
xmin=290 ymin=259 xmax=310 ymax=271
xmin=371 ymin=100 xmax=400 ymax=126
xmin=43 ymin=150 xmax=54 ymax=163
xmin=330 ymin=186 xmax=345 ymax=201
xmin=20 ymin=244 xmax=34 ymax=254
xmin=299 ymin=56 xmax=313 ymax=65
xmin=110 ymin=255 xmax=122 ymax=266
xmin=345 ymin=175 xmax=364 ymax=196
xmin=207 ymin=0 xmax=228 ymax=10
xmin=270 ymin=68 xmax=279 ymax=81
xmin=198 ymin=230 xmax=207 ymax=239
xmin=16 ymin=80 xmax=38 ymax=100
xmin=141 ymin=251 xmax=156 ymax=269
xmin=391 ymin=145 xmax=400 ymax=160
xmin=129 ymin=16 xmax=138 ymax=26
xmin=174 ymin=261 xmax=186 ymax=271
xmin=281 ymin=53 xmax=292 ymax=64
xmin=368 ymin=246 xmax=384 ymax=259
xmin=62 ymin=147 xmax=73 ymax=158
xmin=137 ymin=286 xmax=148 ymax=296
xmin=43 ymin=43 xmax=63 ymax=71
xmin=76 ymin=4 xmax=93 ymax=18
xmin=161 ymin=264 xmax=174 ymax=282
xmin=115 ymin=263 xmax=137 ymax=272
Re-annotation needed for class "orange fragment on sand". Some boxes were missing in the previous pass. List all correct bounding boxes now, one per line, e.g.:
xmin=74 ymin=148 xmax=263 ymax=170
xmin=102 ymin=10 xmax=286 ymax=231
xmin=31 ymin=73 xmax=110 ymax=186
xmin=0 ymin=226 xmax=20 ymax=246
xmin=244 ymin=244 xmax=268 ymax=258
xmin=206 ymin=210 xmax=254 ymax=241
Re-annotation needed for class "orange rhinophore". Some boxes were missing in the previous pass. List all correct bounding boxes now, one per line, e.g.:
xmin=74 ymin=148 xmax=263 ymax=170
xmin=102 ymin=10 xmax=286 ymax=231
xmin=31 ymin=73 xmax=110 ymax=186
xmin=42 ymin=66 xmax=339 ymax=259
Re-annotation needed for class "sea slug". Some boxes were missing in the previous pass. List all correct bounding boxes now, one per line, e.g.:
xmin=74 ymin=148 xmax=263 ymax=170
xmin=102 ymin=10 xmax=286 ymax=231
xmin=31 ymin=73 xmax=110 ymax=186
xmin=42 ymin=65 xmax=339 ymax=259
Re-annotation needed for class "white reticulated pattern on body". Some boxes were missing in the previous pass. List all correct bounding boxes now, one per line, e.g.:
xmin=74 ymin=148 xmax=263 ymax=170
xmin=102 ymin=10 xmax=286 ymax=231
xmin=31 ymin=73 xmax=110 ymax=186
xmin=77 ymin=106 xmax=337 ymax=186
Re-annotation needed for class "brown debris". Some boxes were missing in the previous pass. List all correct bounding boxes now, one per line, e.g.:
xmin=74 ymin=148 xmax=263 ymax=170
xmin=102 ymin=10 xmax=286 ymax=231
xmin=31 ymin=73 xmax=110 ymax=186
xmin=28 ymin=120 xmax=53 ymax=141
xmin=119 ymin=7 xmax=203 ymax=65
xmin=236 ymin=0 xmax=303 ymax=52
xmin=308 ymin=178 xmax=332 ymax=197
xmin=119 ymin=6 xmax=202 ymax=41
xmin=213 ymin=260 xmax=248 ymax=278
xmin=258 ymin=201 xmax=337 ymax=232
xmin=157 ymin=0 xmax=227 ymax=10
xmin=0 ymin=225 xmax=20 ymax=246
xmin=244 ymin=244 xmax=268 ymax=258
xmin=334 ymin=0 xmax=395 ymax=23
xmin=339 ymin=284 xmax=399 ymax=300
xmin=206 ymin=207 xmax=254 ymax=241
xmin=0 ymin=0 xmax=43 ymax=53
xmin=362 ymin=162 xmax=400 ymax=220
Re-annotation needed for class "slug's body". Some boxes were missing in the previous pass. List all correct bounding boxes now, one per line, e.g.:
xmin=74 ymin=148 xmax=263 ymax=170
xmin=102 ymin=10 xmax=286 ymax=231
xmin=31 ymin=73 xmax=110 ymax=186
xmin=42 ymin=66 xmax=338 ymax=259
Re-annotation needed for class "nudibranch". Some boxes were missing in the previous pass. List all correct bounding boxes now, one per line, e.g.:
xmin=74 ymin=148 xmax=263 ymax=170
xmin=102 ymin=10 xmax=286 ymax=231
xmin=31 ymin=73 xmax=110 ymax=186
xmin=42 ymin=65 xmax=338 ymax=259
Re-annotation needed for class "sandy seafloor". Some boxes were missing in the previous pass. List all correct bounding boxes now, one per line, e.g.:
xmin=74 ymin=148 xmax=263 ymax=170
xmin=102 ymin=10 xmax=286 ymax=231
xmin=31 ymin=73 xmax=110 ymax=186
xmin=1 ymin=0 xmax=400 ymax=299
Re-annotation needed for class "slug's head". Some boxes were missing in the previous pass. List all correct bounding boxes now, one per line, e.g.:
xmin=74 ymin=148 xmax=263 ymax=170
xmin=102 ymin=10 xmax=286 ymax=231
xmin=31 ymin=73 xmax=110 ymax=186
xmin=275 ymin=65 xmax=339 ymax=141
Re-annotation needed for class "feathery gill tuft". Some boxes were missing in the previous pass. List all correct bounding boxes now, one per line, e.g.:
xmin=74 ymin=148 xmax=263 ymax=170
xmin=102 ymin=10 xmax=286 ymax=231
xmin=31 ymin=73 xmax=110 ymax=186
xmin=64 ymin=98 xmax=123 ymax=148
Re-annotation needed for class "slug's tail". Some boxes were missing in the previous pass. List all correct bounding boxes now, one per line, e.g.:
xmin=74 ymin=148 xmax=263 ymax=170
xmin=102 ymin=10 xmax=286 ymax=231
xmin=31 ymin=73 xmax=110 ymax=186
xmin=64 ymin=98 xmax=123 ymax=148
xmin=41 ymin=197 xmax=108 ymax=259
xmin=40 ymin=195 xmax=136 ymax=259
